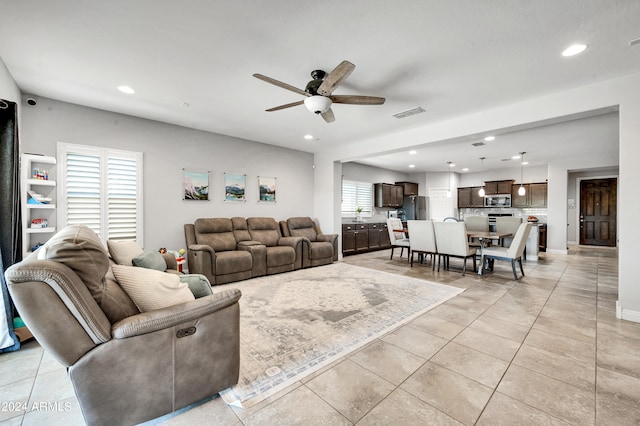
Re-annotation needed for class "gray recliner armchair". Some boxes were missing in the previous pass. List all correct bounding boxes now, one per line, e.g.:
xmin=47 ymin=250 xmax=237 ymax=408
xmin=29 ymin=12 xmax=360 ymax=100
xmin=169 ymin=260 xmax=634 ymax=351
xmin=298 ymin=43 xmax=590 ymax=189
xmin=281 ymin=217 xmax=338 ymax=268
xmin=5 ymin=225 xmax=241 ymax=426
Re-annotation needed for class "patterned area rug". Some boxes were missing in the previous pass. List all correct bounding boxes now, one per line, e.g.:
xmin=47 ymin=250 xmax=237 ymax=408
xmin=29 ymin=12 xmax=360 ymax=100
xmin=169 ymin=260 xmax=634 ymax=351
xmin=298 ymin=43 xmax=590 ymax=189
xmin=217 ymin=262 xmax=464 ymax=408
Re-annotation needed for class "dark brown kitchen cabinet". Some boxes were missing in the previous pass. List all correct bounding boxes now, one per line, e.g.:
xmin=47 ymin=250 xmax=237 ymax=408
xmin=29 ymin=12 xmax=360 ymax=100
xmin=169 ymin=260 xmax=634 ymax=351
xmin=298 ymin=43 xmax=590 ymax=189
xmin=485 ymin=180 xmax=514 ymax=194
xmin=511 ymin=182 xmax=547 ymax=207
xmin=458 ymin=186 xmax=485 ymax=208
xmin=375 ymin=183 xmax=404 ymax=208
xmin=529 ymin=183 xmax=547 ymax=207
xmin=342 ymin=223 xmax=391 ymax=255
xmin=538 ymin=224 xmax=547 ymax=252
xmin=511 ymin=184 xmax=529 ymax=207
xmin=395 ymin=181 xmax=419 ymax=196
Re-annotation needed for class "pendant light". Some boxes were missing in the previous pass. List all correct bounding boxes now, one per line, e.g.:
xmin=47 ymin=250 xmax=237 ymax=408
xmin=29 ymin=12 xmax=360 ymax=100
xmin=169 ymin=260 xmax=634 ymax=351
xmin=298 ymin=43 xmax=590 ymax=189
xmin=478 ymin=157 xmax=486 ymax=197
xmin=446 ymin=161 xmax=453 ymax=198
xmin=518 ymin=152 xmax=526 ymax=196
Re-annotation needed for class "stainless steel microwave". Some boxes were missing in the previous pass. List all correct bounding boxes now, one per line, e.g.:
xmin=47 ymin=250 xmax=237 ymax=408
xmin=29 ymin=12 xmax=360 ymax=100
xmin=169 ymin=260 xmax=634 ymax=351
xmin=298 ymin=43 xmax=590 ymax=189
xmin=484 ymin=194 xmax=511 ymax=207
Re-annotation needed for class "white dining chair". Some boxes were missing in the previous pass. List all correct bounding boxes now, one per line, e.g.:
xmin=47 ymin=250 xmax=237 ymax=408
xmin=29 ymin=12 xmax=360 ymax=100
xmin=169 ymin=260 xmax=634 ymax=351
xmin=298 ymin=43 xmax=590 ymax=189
xmin=387 ymin=218 xmax=410 ymax=261
xmin=407 ymin=220 xmax=437 ymax=269
xmin=433 ymin=222 xmax=477 ymax=276
xmin=465 ymin=215 xmax=489 ymax=250
xmin=480 ymin=222 xmax=532 ymax=280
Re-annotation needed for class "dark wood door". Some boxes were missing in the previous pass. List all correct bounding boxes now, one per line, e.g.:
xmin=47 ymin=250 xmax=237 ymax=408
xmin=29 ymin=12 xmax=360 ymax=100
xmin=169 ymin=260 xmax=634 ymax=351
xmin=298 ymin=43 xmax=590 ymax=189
xmin=580 ymin=179 xmax=617 ymax=246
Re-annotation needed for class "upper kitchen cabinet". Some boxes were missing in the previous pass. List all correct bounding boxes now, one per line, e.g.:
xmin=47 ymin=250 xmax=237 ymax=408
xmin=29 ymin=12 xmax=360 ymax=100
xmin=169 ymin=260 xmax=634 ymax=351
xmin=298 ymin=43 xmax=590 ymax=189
xmin=395 ymin=181 xmax=418 ymax=196
xmin=484 ymin=180 xmax=514 ymax=194
xmin=511 ymin=182 xmax=547 ymax=207
xmin=458 ymin=187 xmax=484 ymax=208
xmin=374 ymin=183 xmax=404 ymax=207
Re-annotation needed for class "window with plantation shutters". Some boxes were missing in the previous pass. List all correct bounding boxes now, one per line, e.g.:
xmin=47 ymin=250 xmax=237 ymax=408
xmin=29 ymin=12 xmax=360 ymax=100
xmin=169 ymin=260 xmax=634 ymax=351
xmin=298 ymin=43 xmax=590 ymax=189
xmin=341 ymin=179 xmax=373 ymax=217
xmin=58 ymin=143 xmax=143 ymax=244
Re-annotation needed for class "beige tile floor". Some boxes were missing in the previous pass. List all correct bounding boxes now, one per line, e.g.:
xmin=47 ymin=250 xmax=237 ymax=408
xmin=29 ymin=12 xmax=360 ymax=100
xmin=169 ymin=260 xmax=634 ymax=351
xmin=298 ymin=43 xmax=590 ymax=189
xmin=2 ymin=245 xmax=639 ymax=425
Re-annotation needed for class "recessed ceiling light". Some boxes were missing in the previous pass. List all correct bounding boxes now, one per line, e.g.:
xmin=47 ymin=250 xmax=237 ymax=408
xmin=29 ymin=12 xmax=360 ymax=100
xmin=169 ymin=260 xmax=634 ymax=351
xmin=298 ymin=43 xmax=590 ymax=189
xmin=409 ymin=164 xmax=416 ymax=168
xmin=462 ymin=168 xmax=469 ymax=172
xmin=304 ymin=134 xmax=313 ymax=140
xmin=512 ymin=155 xmax=521 ymax=160
xmin=409 ymin=150 xmax=417 ymax=155
xmin=562 ymin=43 xmax=587 ymax=57
xmin=484 ymin=136 xmax=495 ymax=142
xmin=522 ymin=161 xmax=529 ymax=165
xmin=449 ymin=163 xmax=456 ymax=168
xmin=117 ymin=85 xmax=135 ymax=94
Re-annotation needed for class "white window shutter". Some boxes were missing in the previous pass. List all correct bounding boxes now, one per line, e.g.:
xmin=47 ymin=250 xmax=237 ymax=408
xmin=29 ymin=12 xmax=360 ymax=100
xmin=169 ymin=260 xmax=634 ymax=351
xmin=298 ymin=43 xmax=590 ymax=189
xmin=65 ymin=152 xmax=102 ymax=236
xmin=107 ymin=157 xmax=138 ymax=241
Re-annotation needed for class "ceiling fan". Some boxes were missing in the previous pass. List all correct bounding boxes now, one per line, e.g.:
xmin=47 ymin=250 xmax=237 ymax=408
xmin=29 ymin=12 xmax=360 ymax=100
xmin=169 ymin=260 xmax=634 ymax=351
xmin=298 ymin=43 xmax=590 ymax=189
xmin=253 ymin=60 xmax=385 ymax=123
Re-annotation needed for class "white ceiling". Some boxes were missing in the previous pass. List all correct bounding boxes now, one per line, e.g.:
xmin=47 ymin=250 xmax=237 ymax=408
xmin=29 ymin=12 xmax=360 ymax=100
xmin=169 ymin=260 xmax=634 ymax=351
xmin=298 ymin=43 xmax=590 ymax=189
xmin=1 ymin=1 xmax=638 ymax=172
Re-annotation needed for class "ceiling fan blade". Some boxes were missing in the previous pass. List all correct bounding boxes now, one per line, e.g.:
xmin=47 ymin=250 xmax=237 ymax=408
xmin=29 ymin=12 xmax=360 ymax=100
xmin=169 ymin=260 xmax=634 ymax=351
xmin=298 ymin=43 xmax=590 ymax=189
xmin=317 ymin=60 xmax=355 ymax=96
xmin=330 ymin=95 xmax=386 ymax=105
xmin=253 ymin=73 xmax=309 ymax=97
xmin=321 ymin=108 xmax=335 ymax=123
xmin=265 ymin=100 xmax=305 ymax=112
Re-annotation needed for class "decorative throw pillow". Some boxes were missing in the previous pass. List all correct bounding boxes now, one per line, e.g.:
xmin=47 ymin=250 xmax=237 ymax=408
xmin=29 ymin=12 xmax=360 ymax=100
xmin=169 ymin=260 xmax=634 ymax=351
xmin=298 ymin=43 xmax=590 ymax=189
xmin=107 ymin=240 xmax=144 ymax=266
xmin=132 ymin=250 xmax=166 ymax=271
xmin=111 ymin=265 xmax=195 ymax=312
xmin=179 ymin=274 xmax=213 ymax=298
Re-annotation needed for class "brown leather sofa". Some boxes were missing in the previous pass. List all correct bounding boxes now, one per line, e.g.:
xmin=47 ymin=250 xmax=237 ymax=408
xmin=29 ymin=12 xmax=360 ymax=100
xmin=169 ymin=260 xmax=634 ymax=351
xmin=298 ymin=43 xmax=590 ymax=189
xmin=184 ymin=218 xmax=266 ymax=285
xmin=246 ymin=217 xmax=305 ymax=272
xmin=5 ymin=224 xmax=241 ymax=426
xmin=281 ymin=217 xmax=338 ymax=268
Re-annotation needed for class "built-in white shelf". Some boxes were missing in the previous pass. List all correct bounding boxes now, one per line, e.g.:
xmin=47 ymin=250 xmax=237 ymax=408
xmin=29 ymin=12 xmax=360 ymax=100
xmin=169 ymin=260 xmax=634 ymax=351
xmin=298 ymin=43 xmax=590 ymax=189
xmin=27 ymin=227 xmax=56 ymax=234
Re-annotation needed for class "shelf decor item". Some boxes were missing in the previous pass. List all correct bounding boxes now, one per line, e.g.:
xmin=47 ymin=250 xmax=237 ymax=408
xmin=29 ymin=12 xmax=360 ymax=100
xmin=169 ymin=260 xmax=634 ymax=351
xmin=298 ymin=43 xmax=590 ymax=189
xmin=183 ymin=169 xmax=210 ymax=201
xmin=257 ymin=176 xmax=276 ymax=203
xmin=224 ymin=172 xmax=246 ymax=202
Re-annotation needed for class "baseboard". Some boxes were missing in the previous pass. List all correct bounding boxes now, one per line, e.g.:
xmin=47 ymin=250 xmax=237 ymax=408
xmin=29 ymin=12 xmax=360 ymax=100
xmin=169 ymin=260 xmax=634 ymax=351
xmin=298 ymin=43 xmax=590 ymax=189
xmin=617 ymin=301 xmax=640 ymax=323
xmin=546 ymin=248 xmax=568 ymax=255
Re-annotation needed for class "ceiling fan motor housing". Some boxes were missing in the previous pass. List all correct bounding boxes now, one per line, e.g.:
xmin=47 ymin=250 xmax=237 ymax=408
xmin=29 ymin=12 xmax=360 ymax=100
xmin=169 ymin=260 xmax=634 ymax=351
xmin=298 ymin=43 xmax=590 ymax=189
xmin=305 ymin=70 xmax=326 ymax=95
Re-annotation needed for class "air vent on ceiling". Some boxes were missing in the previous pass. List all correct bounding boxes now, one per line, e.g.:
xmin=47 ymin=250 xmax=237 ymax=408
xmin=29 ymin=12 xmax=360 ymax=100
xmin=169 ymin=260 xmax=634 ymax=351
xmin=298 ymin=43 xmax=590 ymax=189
xmin=630 ymin=37 xmax=640 ymax=46
xmin=471 ymin=141 xmax=485 ymax=147
xmin=393 ymin=107 xmax=426 ymax=119
xmin=500 ymin=158 xmax=512 ymax=162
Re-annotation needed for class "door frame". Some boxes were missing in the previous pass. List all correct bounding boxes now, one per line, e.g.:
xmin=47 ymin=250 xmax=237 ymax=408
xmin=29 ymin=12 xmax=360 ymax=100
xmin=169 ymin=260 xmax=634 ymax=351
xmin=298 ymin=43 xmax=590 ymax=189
xmin=574 ymin=174 xmax=619 ymax=246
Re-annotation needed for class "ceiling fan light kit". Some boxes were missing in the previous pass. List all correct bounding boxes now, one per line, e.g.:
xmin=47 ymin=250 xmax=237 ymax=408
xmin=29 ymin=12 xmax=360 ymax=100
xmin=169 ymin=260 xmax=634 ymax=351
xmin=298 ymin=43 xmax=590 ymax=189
xmin=254 ymin=60 xmax=385 ymax=123
xmin=304 ymin=96 xmax=332 ymax=114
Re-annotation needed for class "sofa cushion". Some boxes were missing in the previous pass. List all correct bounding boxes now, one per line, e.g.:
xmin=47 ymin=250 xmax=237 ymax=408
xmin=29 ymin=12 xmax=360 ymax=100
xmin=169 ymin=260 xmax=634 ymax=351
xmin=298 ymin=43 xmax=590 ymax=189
xmin=39 ymin=224 xmax=110 ymax=306
xmin=215 ymin=251 xmax=253 ymax=275
xmin=132 ymin=250 xmax=166 ymax=271
xmin=247 ymin=217 xmax=281 ymax=247
xmin=231 ymin=217 xmax=251 ymax=242
xmin=112 ymin=265 xmax=195 ymax=312
xmin=194 ymin=218 xmax=237 ymax=252
xmin=287 ymin=217 xmax=318 ymax=241
xmin=309 ymin=241 xmax=334 ymax=260
xmin=107 ymin=240 xmax=144 ymax=266
xmin=265 ymin=246 xmax=295 ymax=267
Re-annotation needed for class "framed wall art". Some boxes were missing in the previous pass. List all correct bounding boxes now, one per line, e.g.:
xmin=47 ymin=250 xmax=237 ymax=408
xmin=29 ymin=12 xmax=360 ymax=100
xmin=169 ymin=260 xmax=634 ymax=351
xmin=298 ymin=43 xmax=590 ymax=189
xmin=183 ymin=169 xmax=210 ymax=201
xmin=258 ymin=176 xmax=276 ymax=203
xmin=224 ymin=172 xmax=246 ymax=202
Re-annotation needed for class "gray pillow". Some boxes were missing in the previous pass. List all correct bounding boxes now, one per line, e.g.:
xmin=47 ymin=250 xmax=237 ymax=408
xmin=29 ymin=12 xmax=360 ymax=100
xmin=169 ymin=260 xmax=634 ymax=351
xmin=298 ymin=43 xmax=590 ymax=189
xmin=179 ymin=274 xmax=213 ymax=299
xmin=132 ymin=250 xmax=166 ymax=271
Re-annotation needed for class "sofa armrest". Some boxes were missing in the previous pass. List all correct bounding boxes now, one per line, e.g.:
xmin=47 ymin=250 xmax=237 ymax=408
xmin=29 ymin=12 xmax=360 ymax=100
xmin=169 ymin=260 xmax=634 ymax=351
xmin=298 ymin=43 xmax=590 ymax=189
xmin=317 ymin=234 xmax=339 ymax=261
xmin=238 ymin=241 xmax=267 ymax=277
xmin=112 ymin=288 xmax=241 ymax=339
xmin=278 ymin=236 xmax=305 ymax=269
xmin=162 ymin=253 xmax=177 ymax=270
xmin=187 ymin=244 xmax=216 ymax=284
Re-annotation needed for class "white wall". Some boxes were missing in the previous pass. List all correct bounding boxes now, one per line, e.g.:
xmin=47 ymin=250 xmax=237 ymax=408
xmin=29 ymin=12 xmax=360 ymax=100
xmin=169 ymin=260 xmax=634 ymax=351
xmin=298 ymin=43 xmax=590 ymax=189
xmin=20 ymin=97 xmax=315 ymax=251
xmin=0 ymin=58 xmax=20 ymax=103
xmin=458 ymin=165 xmax=548 ymax=187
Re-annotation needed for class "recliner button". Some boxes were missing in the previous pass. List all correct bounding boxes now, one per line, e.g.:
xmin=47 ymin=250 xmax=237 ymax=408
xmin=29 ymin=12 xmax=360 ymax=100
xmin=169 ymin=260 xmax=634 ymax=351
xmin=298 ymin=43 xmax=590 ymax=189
xmin=176 ymin=327 xmax=197 ymax=338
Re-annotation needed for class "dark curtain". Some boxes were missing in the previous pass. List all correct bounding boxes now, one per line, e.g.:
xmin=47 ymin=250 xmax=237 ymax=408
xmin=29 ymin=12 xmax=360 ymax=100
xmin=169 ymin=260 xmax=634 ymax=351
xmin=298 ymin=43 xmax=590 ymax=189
xmin=0 ymin=99 xmax=21 ymax=352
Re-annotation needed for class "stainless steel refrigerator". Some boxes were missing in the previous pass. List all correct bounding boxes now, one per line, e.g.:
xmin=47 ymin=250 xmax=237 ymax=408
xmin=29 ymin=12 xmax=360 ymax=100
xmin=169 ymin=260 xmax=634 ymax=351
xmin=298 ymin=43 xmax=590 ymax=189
xmin=401 ymin=196 xmax=428 ymax=220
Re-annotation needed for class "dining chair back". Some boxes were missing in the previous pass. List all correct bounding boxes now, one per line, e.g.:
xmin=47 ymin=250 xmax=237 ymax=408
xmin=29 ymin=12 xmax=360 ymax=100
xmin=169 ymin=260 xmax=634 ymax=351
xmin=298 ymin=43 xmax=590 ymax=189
xmin=433 ymin=221 xmax=477 ymax=275
xmin=480 ymin=222 xmax=532 ymax=280
xmin=407 ymin=220 xmax=437 ymax=268
xmin=496 ymin=216 xmax=523 ymax=247
xmin=387 ymin=218 xmax=410 ymax=260
xmin=465 ymin=215 xmax=489 ymax=249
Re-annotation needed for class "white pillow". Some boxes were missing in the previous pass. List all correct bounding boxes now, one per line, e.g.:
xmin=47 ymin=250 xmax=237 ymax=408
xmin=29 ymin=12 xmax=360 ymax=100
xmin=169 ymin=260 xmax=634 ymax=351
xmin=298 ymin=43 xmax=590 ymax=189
xmin=108 ymin=240 xmax=144 ymax=266
xmin=111 ymin=265 xmax=195 ymax=312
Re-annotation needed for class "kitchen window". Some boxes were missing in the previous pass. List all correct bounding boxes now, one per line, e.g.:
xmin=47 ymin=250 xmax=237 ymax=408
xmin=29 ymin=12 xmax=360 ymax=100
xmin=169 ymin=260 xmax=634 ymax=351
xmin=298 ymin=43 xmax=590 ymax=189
xmin=57 ymin=142 xmax=143 ymax=245
xmin=341 ymin=179 xmax=373 ymax=218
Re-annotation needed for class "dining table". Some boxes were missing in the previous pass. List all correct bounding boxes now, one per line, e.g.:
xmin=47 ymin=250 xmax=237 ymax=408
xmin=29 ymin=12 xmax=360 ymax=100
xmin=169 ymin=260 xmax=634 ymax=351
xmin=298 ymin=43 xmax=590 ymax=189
xmin=466 ymin=231 xmax=512 ymax=275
